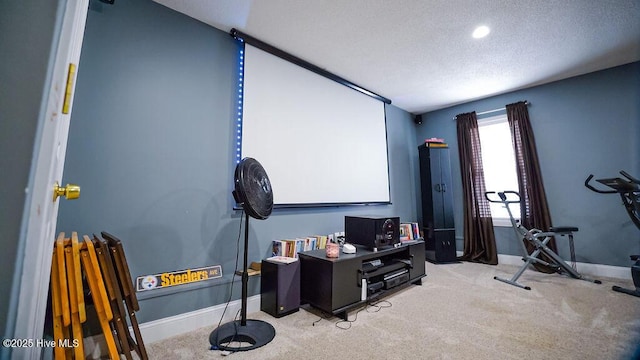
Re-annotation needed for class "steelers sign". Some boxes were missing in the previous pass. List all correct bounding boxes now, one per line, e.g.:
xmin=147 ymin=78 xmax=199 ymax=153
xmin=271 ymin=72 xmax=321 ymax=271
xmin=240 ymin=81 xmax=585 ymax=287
xmin=136 ymin=265 xmax=222 ymax=292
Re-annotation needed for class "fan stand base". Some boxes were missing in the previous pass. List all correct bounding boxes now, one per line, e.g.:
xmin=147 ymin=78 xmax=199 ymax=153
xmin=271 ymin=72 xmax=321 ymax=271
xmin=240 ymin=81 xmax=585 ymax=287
xmin=209 ymin=319 xmax=276 ymax=352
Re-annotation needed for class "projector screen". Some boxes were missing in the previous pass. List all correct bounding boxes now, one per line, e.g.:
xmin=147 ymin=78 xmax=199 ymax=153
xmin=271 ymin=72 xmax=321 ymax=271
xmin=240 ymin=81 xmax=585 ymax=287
xmin=240 ymin=43 xmax=390 ymax=206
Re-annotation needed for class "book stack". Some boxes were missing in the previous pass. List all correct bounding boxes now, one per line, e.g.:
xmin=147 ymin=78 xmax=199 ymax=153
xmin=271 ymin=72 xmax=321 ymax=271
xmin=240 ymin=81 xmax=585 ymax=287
xmin=400 ymin=222 xmax=421 ymax=242
xmin=271 ymin=235 xmax=329 ymax=258
xmin=425 ymin=138 xmax=447 ymax=148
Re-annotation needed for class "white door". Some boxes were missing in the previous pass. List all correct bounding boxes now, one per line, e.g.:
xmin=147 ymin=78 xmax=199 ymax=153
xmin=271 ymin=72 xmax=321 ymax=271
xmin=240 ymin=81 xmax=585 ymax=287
xmin=10 ymin=1 xmax=89 ymax=358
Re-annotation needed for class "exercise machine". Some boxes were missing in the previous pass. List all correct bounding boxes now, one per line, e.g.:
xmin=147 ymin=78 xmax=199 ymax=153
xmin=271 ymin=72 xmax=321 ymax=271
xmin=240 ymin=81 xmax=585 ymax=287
xmin=585 ymin=170 xmax=640 ymax=297
xmin=485 ymin=191 xmax=601 ymax=290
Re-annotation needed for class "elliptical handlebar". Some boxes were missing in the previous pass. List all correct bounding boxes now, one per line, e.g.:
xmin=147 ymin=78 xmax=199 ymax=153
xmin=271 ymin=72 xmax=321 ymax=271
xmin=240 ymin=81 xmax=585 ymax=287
xmin=485 ymin=190 xmax=521 ymax=204
xmin=585 ymin=171 xmax=640 ymax=194
xmin=584 ymin=174 xmax=617 ymax=194
xmin=620 ymin=170 xmax=640 ymax=185
xmin=585 ymin=170 xmax=640 ymax=231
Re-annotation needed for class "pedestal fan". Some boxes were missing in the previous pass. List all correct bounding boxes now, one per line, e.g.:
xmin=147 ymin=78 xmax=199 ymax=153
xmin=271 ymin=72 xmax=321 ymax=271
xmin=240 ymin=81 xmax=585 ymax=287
xmin=209 ymin=157 xmax=276 ymax=351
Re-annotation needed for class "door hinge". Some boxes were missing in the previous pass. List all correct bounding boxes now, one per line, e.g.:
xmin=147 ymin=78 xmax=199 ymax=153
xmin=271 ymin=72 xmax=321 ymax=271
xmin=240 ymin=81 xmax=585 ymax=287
xmin=62 ymin=63 xmax=76 ymax=114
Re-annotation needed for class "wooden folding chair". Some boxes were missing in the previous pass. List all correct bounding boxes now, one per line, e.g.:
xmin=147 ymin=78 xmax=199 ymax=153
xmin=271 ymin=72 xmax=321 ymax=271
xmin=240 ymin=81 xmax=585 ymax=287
xmin=51 ymin=231 xmax=148 ymax=359
xmin=101 ymin=231 xmax=148 ymax=360
xmin=63 ymin=232 xmax=86 ymax=359
xmin=80 ymin=235 xmax=119 ymax=359
xmin=51 ymin=233 xmax=71 ymax=360
xmin=92 ymin=234 xmax=134 ymax=360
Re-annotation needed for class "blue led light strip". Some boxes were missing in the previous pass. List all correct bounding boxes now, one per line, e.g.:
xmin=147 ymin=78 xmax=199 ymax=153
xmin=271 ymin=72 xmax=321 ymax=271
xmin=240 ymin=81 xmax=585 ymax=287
xmin=235 ymin=41 xmax=245 ymax=164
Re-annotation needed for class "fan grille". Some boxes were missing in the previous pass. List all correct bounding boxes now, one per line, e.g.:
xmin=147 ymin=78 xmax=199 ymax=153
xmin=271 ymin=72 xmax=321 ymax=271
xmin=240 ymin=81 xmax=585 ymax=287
xmin=235 ymin=158 xmax=273 ymax=219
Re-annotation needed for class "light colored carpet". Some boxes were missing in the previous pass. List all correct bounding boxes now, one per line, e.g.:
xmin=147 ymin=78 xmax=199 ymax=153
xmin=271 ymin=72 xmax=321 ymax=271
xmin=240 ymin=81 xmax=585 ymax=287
xmin=147 ymin=261 xmax=640 ymax=359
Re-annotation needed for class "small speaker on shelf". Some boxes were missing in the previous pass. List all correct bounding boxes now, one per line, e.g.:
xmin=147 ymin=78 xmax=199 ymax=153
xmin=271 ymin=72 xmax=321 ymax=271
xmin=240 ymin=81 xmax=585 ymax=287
xmin=414 ymin=114 xmax=423 ymax=125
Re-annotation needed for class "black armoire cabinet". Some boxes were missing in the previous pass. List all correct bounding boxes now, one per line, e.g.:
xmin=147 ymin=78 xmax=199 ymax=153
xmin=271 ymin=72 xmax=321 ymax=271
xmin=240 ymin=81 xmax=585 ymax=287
xmin=418 ymin=143 xmax=457 ymax=263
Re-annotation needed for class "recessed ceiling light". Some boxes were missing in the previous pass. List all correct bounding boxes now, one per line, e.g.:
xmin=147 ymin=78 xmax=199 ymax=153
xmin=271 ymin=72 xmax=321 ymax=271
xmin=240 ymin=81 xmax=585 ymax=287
xmin=472 ymin=25 xmax=490 ymax=39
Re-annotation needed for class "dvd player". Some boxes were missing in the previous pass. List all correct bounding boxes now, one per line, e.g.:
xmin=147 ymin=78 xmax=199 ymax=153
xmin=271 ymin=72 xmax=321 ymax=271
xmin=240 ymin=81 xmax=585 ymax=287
xmin=383 ymin=268 xmax=408 ymax=281
xmin=383 ymin=269 xmax=410 ymax=289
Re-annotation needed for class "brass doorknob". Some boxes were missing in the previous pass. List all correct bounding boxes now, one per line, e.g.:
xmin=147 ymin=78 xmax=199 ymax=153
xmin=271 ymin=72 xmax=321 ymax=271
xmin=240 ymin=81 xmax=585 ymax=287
xmin=53 ymin=182 xmax=81 ymax=202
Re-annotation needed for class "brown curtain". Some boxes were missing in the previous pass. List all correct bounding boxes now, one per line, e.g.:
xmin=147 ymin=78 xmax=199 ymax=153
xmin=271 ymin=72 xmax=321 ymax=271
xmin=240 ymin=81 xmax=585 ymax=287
xmin=506 ymin=101 xmax=557 ymax=273
xmin=456 ymin=112 xmax=498 ymax=265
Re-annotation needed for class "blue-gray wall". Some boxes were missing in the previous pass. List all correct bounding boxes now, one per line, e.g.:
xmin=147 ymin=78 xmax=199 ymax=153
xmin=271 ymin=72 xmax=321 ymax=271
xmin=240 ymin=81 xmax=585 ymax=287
xmin=56 ymin=0 xmax=418 ymax=323
xmin=416 ymin=62 xmax=640 ymax=266
xmin=0 ymin=0 xmax=64 ymax=347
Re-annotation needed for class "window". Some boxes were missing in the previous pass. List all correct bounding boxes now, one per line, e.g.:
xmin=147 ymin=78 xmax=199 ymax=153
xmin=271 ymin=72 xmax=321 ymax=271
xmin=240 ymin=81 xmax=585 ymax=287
xmin=477 ymin=114 xmax=520 ymax=226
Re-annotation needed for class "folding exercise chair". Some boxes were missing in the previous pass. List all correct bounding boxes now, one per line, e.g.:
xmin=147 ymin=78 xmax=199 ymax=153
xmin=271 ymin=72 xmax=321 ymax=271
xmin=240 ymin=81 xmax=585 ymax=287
xmin=485 ymin=191 xmax=601 ymax=290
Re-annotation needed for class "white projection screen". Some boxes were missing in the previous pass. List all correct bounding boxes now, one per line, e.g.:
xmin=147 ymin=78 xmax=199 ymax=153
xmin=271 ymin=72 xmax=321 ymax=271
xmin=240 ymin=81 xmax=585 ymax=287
xmin=241 ymin=44 xmax=390 ymax=206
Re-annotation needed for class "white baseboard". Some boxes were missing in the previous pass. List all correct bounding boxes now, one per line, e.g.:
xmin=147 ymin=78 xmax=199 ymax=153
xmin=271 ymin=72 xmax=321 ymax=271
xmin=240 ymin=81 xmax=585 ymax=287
xmin=139 ymin=295 xmax=261 ymax=344
xmin=134 ymin=255 xmax=631 ymax=347
xmin=496 ymin=253 xmax=631 ymax=280
xmin=456 ymin=251 xmax=630 ymax=280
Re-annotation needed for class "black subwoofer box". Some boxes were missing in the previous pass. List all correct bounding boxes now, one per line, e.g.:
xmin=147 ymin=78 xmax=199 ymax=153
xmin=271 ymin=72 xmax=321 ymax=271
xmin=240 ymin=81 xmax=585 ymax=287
xmin=345 ymin=215 xmax=400 ymax=250
xmin=260 ymin=259 xmax=300 ymax=318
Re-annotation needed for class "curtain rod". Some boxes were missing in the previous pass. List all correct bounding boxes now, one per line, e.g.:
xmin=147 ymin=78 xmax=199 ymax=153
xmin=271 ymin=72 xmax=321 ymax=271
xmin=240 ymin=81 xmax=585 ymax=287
xmin=452 ymin=100 xmax=529 ymax=120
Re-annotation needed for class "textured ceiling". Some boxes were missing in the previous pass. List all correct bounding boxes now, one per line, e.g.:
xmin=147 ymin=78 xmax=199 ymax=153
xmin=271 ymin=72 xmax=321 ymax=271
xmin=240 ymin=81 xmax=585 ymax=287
xmin=153 ymin=0 xmax=640 ymax=114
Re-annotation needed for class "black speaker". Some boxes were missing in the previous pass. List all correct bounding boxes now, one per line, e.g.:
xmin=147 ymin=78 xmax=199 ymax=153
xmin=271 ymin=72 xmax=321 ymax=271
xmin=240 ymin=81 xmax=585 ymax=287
xmin=260 ymin=260 xmax=300 ymax=318
xmin=345 ymin=215 xmax=400 ymax=250
xmin=414 ymin=114 xmax=423 ymax=125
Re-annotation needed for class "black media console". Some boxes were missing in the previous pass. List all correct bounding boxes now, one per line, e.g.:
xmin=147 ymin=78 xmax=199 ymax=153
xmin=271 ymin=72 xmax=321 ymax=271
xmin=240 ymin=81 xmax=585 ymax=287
xmin=299 ymin=241 xmax=426 ymax=320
